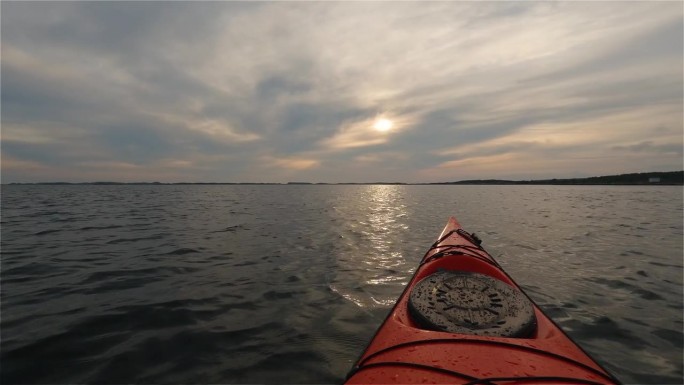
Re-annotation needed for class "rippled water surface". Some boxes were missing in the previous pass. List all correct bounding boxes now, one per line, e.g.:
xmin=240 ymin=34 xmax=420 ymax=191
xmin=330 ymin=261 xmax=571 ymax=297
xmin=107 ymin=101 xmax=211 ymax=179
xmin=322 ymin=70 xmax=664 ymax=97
xmin=1 ymin=185 xmax=682 ymax=383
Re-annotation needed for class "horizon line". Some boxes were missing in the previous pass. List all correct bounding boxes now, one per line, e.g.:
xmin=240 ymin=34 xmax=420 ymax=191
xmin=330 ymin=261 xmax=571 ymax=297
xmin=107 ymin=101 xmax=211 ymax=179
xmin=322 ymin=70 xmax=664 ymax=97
xmin=4 ymin=170 xmax=683 ymax=186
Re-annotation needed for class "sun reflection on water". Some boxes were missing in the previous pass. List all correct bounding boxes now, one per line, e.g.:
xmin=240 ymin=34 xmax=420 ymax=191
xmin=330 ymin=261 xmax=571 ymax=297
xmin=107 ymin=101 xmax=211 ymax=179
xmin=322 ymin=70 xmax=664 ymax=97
xmin=328 ymin=185 xmax=414 ymax=312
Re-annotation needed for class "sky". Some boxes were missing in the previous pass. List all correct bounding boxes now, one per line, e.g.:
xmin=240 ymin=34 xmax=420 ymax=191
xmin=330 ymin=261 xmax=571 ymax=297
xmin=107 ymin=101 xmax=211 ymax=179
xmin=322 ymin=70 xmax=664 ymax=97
xmin=2 ymin=2 xmax=682 ymax=183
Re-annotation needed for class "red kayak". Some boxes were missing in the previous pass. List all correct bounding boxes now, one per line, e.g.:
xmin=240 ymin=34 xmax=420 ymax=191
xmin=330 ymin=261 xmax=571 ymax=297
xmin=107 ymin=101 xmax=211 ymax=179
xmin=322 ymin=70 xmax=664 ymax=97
xmin=345 ymin=217 xmax=620 ymax=384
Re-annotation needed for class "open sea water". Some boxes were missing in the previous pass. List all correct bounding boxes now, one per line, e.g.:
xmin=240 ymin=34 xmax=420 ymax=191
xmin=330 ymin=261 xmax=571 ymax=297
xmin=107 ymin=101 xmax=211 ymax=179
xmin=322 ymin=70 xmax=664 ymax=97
xmin=1 ymin=184 xmax=682 ymax=384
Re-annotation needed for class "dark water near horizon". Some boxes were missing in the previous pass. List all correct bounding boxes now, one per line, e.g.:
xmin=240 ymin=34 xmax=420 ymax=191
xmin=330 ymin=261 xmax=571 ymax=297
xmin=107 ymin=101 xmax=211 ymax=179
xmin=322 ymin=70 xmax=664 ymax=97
xmin=1 ymin=185 xmax=682 ymax=384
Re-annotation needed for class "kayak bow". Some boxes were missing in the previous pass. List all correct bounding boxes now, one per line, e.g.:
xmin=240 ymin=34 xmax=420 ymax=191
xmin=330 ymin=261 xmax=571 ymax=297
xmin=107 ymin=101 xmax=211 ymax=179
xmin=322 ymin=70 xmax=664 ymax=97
xmin=345 ymin=217 xmax=620 ymax=384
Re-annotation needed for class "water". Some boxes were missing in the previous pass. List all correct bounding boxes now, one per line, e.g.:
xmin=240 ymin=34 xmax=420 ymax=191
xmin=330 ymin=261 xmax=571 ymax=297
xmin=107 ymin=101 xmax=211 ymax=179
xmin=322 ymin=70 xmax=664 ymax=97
xmin=1 ymin=185 xmax=682 ymax=384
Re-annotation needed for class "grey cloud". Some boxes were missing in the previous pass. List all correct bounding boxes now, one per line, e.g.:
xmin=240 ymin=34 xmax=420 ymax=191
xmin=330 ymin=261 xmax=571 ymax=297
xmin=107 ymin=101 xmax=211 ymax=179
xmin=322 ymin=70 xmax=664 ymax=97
xmin=1 ymin=54 xmax=115 ymax=125
xmin=2 ymin=2 xmax=257 ymax=60
xmin=92 ymin=121 xmax=182 ymax=165
xmin=276 ymin=103 xmax=371 ymax=151
xmin=2 ymin=140 xmax=93 ymax=167
xmin=256 ymin=76 xmax=313 ymax=103
xmin=612 ymin=141 xmax=683 ymax=155
xmin=522 ymin=17 xmax=683 ymax=86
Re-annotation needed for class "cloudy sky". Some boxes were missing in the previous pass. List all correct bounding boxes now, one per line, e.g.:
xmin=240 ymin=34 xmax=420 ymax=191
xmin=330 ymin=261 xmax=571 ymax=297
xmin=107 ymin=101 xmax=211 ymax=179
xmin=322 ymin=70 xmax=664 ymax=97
xmin=2 ymin=2 xmax=682 ymax=183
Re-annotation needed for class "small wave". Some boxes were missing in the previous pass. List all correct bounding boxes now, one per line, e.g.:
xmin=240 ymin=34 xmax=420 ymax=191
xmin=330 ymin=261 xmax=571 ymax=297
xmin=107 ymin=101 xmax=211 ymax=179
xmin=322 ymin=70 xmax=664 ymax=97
xmin=328 ymin=284 xmax=393 ymax=309
xmin=239 ymin=350 xmax=334 ymax=380
xmin=25 ymin=210 xmax=71 ymax=218
xmin=3 ymin=262 xmax=57 ymax=276
xmin=34 ymin=229 xmax=61 ymax=236
xmin=80 ymin=225 xmax=124 ymax=231
xmin=1 ymin=329 xmax=130 ymax=383
xmin=107 ymin=235 xmax=165 ymax=244
xmin=649 ymin=261 xmax=684 ymax=268
xmin=652 ymin=328 xmax=684 ymax=348
xmin=328 ymin=284 xmax=367 ymax=308
xmin=588 ymin=277 xmax=664 ymax=301
xmin=262 ymin=289 xmax=304 ymax=300
xmin=2 ymin=276 xmax=39 ymax=284
xmin=565 ymin=316 xmax=648 ymax=350
xmin=166 ymin=248 xmax=199 ymax=255
xmin=233 ymin=260 xmax=258 ymax=267
xmin=80 ymin=268 xmax=160 ymax=283
xmin=80 ymin=277 xmax=160 ymax=294
xmin=541 ymin=304 xmax=571 ymax=320
xmin=211 ymin=224 xmax=247 ymax=233
xmin=369 ymin=296 xmax=398 ymax=306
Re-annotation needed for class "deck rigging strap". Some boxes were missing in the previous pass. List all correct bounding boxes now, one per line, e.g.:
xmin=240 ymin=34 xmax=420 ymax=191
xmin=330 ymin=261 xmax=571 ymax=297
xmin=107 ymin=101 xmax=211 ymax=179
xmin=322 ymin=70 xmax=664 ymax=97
xmin=352 ymin=338 xmax=618 ymax=384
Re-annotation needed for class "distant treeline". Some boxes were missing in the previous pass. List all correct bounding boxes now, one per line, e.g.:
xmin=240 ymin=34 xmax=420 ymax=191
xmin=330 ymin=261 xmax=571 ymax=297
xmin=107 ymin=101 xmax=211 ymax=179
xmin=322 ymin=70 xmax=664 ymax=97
xmin=443 ymin=171 xmax=683 ymax=185
xmin=7 ymin=171 xmax=683 ymax=186
xmin=8 ymin=181 xmax=283 ymax=185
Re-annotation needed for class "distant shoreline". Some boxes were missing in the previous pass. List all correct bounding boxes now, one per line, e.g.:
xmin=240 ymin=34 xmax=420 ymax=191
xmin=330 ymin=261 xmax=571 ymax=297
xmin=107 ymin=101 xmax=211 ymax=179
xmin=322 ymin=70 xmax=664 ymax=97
xmin=6 ymin=171 xmax=683 ymax=186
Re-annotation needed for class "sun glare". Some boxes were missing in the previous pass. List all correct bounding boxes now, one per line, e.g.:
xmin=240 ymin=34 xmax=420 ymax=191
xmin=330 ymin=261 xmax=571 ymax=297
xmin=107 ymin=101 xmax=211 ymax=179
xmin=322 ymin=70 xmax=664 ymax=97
xmin=373 ymin=118 xmax=394 ymax=132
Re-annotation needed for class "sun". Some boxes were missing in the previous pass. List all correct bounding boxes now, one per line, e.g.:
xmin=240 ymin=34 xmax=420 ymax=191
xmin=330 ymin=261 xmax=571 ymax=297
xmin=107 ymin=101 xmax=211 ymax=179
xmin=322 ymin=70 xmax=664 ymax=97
xmin=373 ymin=118 xmax=394 ymax=132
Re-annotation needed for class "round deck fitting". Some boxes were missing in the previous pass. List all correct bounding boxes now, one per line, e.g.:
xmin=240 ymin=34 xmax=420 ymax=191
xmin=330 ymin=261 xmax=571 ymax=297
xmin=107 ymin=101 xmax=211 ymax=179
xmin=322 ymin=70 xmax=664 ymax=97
xmin=408 ymin=270 xmax=537 ymax=337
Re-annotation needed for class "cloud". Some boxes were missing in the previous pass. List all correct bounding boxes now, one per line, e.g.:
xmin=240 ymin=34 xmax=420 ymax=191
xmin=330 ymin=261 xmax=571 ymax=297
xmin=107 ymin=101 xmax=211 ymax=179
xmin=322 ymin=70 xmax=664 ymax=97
xmin=2 ymin=2 xmax=682 ymax=182
xmin=321 ymin=117 xmax=392 ymax=150
xmin=264 ymin=156 xmax=320 ymax=171
xmin=319 ymin=110 xmax=421 ymax=152
xmin=612 ymin=141 xmax=683 ymax=155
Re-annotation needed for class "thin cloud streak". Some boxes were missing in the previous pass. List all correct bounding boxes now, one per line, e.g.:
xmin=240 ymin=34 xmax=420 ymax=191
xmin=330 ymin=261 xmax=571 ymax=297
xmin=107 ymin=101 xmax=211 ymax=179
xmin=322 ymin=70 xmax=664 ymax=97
xmin=1 ymin=2 xmax=682 ymax=182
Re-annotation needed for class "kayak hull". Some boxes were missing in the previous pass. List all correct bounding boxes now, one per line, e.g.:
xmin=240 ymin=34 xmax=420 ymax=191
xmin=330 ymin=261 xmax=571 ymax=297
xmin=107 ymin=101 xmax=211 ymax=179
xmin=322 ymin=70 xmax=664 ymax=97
xmin=345 ymin=217 xmax=619 ymax=384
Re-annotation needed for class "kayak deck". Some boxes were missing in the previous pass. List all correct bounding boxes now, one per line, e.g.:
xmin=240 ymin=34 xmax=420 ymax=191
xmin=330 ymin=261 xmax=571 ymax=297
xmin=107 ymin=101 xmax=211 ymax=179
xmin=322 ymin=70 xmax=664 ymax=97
xmin=345 ymin=217 xmax=619 ymax=384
